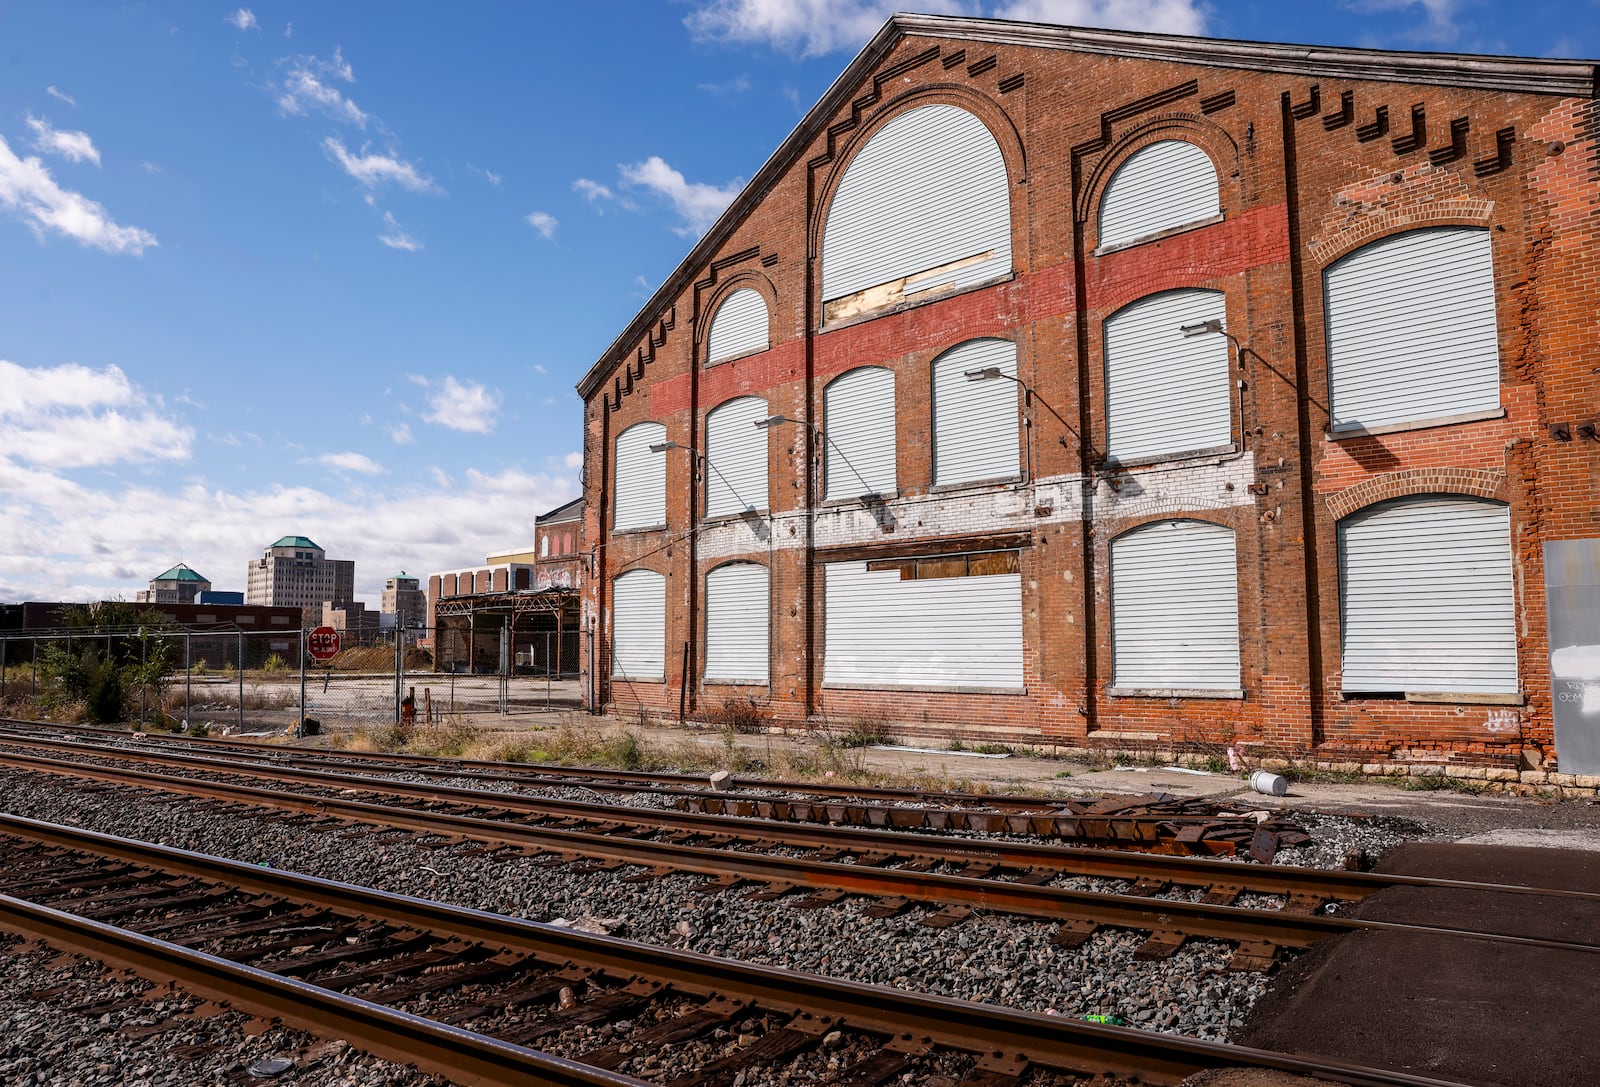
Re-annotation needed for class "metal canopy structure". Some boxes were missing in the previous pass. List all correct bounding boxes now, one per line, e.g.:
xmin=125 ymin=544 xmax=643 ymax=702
xmin=434 ymin=588 xmax=578 ymax=620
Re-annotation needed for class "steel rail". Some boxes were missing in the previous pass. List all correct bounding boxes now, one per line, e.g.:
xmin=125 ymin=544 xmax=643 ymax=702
xmin=0 ymin=814 xmax=1495 ymax=1087
xmin=8 ymin=748 xmax=1600 ymax=958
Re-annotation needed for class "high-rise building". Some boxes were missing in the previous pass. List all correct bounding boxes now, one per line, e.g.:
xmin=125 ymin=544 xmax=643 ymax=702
xmin=382 ymin=571 xmax=426 ymax=630
xmin=135 ymin=563 xmax=211 ymax=604
xmin=245 ymin=535 xmax=355 ymax=627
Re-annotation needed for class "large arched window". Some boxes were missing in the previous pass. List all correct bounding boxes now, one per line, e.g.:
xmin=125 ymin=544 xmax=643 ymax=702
xmin=704 ymin=396 xmax=768 ymax=518
xmin=611 ymin=569 xmax=666 ymax=680
xmin=704 ymin=562 xmax=769 ymax=684
xmin=932 ymin=338 xmax=1019 ymax=486
xmin=1110 ymin=519 xmax=1240 ymax=691
xmin=706 ymin=288 xmax=770 ymax=365
xmin=821 ymin=104 xmax=1011 ymax=321
xmin=823 ymin=367 xmax=896 ymax=499
xmin=1098 ymin=140 xmax=1220 ymax=249
xmin=612 ymin=422 xmax=666 ymax=531
xmin=1104 ymin=289 xmax=1231 ymax=462
xmin=1339 ymin=494 xmax=1516 ymax=694
xmin=1324 ymin=228 xmax=1500 ymax=432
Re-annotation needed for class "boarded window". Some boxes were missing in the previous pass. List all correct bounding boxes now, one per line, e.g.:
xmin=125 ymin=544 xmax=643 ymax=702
xmin=1324 ymin=228 xmax=1500 ymax=431
xmin=821 ymin=104 xmax=1011 ymax=320
xmin=704 ymin=563 xmax=769 ymax=684
xmin=1339 ymin=495 xmax=1516 ymax=694
xmin=1098 ymin=140 xmax=1220 ymax=249
xmin=824 ymin=558 xmax=1023 ymax=689
xmin=932 ymin=339 xmax=1020 ymax=485
xmin=611 ymin=569 xmax=666 ymax=680
xmin=824 ymin=367 xmax=896 ymax=499
xmin=866 ymin=551 xmax=1019 ymax=580
xmin=1104 ymin=290 xmax=1231 ymax=462
xmin=1111 ymin=520 xmax=1240 ymax=690
xmin=704 ymin=396 xmax=769 ymax=518
xmin=613 ymin=422 xmax=667 ymax=531
xmin=706 ymin=288 xmax=770 ymax=365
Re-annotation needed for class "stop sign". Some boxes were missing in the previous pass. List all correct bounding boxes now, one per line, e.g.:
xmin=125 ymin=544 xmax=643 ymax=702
xmin=307 ymin=625 xmax=341 ymax=661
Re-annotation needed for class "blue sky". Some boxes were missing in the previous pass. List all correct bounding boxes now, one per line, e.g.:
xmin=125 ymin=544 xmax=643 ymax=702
xmin=1 ymin=1 xmax=1594 ymax=607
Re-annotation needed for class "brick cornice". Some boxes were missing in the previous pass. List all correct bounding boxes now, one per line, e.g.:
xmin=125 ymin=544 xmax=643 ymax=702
xmin=1325 ymin=467 xmax=1507 ymax=520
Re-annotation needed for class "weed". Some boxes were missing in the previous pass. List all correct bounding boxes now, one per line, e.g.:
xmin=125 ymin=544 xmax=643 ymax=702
xmin=263 ymin=653 xmax=288 ymax=673
xmin=1055 ymin=770 xmax=1074 ymax=779
xmin=971 ymin=743 xmax=1015 ymax=755
xmin=697 ymin=696 xmax=769 ymax=735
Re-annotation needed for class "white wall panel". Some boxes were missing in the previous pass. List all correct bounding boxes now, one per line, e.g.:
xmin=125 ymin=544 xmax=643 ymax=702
xmin=613 ymin=422 xmax=666 ymax=531
xmin=1099 ymin=140 xmax=1220 ymax=249
xmin=823 ymin=560 xmax=1023 ymax=689
xmin=705 ymin=563 xmax=769 ymax=684
xmin=932 ymin=339 xmax=1020 ymax=485
xmin=705 ymin=396 xmax=769 ymax=518
xmin=706 ymin=288 xmax=769 ymax=365
xmin=1111 ymin=520 xmax=1240 ymax=689
xmin=824 ymin=367 xmax=896 ymax=499
xmin=822 ymin=104 xmax=1011 ymax=304
xmin=611 ymin=569 xmax=665 ymax=680
xmin=1325 ymin=228 xmax=1500 ymax=431
xmin=1104 ymin=290 xmax=1231 ymax=462
xmin=1339 ymin=495 xmax=1517 ymax=694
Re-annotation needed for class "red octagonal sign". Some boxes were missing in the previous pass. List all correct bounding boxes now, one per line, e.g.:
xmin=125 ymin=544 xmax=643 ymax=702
xmin=307 ymin=625 xmax=341 ymax=662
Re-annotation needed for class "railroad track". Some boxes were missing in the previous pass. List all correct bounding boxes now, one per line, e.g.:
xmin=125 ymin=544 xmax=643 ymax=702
xmin=2 ymin=740 xmax=1597 ymax=975
xmin=0 ymin=812 xmax=1499 ymax=1087
xmin=0 ymin=718 xmax=1294 ymax=855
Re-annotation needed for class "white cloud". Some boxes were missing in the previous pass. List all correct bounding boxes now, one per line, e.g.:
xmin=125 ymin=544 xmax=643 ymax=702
xmin=0 ymin=135 xmax=157 ymax=254
xmin=618 ymin=155 xmax=742 ymax=237
xmin=385 ymin=422 xmax=414 ymax=445
xmin=532 ymin=363 xmax=548 ymax=374
xmin=378 ymin=211 xmax=422 ymax=251
xmin=140 ymin=161 xmax=163 ymax=174
xmin=0 ymin=359 xmax=191 ymax=469
xmin=563 ymin=451 xmax=583 ymax=469
xmin=26 ymin=115 xmax=101 ymax=166
xmin=317 ymin=451 xmax=384 ymax=475
xmin=278 ymin=52 xmax=367 ymax=127
xmin=573 ymin=177 xmax=614 ymax=203
xmin=323 ymin=138 xmax=440 ymax=194
xmin=698 ymin=75 xmax=752 ymax=94
xmin=468 ymin=164 xmax=502 ymax=186
xmin=226 ymin=8 xmax=258 ymax=31
xmin=990 ymin=0 xmax=1208 ymax=33
xmin=415 ymin=375 xmax=502 ymax=434
xmin=46 ymin=86 xmax=76 ymax=107
xmin=524 ymin=210 xmax=558 ymax=239
xmin=1341 ymin=0 xmax=1467 ymax=45
xmin=284 ymin=20 xmax=294 ymax=37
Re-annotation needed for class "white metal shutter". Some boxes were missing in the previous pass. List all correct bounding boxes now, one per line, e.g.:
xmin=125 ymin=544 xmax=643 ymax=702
xmin=1339 ymin=495 xmax=1517 ymax=694
xmin=1111 ymin=520 xmax=1240 ymax=689
xmin=705 ymin=396 xmax=769 ymax=518
xmin=704 ymin=563 xmax=769 ymax=684
xmin=822 ymin=104 xmax=1011 ymax=304
xmin=706 ymin=288 xmax=770 ymax=365
xmin=1325 ymin=228 xmax=1500 ymax=431
xmin=932 ymin=339 xmax=1020 ymax=485
xmin=1098 ymin=140 xmax=1220 ymax=249
xmin=823 ymin=560 xmax=1023 ymax=688
xmin=613 ymin=422 xmax=666 ymax=531
xmin=1104 ymin=290 xmax=1231 ymax=461
xmin=824 ymin=367 xmax=896 ymax=499
xmin=611 ymin=569 xmax=666 ymax=680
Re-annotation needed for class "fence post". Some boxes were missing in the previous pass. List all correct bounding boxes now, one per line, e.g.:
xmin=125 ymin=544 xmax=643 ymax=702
xmin=394 ymin=626 xmax=403 ymax=725
xmin=500 ymin=616 xmax=509 ymax=715
xmin=32 ymin=638 xmax=38 ymax=697
xmin=184 ymin=633 xmax=191 ymax=728
xmin=299 ymin=627 xmax=307 ymax=733
xmin=237 ymin=630 xmax=244 ymax=733
xmin=1 ymin=636 xmax=7 ymax=701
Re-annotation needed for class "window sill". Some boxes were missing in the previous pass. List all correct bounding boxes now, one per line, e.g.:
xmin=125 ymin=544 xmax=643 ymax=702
xmin=823 ymin=682 xmax=1026 ymax=696
xmin=1109 ymin=686 xmax=1245 ymax=700
xmin=1339 ymin=690 xmax=1524 ymax=705
xmin=1327 ymin=407 xmax=1505 ymax=440
xmin=818 ymin=272 xmax=1015 ymax=334
xmin=1093 ymin=212 xmax=1226 ymax=257
xmin=701 ymin=510 xmax=768 ymax=526
xmin=612 ymin=674 xmax=666 ymax=684
xmin=820 ymin=491 xmax=898 ymax=509
xmin=1101 ymin=443 xmax=1239 ymax=471
xmin=929 ymin=475 xmax=1023 ymax=495
xmin=611 ymin=523 xmax=668 ymax=536
xmin=703 ymin=678 xmax=769 ymax=687
xmin=704 ymin=345 xmax=771 ymax=369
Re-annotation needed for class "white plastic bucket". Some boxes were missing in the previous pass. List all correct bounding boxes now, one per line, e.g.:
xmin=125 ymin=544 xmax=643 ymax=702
xmin=1250 ymin=770 xmax=1288 ymax=797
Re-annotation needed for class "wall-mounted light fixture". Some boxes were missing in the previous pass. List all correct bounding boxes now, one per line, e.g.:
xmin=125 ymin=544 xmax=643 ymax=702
xmin=1177 ymin=318 xmax=1250 ymax=447
xmin=963 ymin=367 xmax=1076 ymax=450
xmin=755 ymin=413 xmax=879 ymax=500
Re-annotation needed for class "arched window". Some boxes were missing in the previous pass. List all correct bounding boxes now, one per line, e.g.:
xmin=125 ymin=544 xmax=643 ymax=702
xmin=612 ymin=422 xmax=666 ymax=531
xmin=611 ymin=569 xmax=665 ymax=680
xmin=821 ymin=104 xmax=1011 ymax=321
xmin=932 ymin=339 xmax=1019 ymax=486
xmin=704 ymin=396 xmax=769 ymax=518
xmin=1110 ymin=520 xmax=1240 ymax=691
xmin=1339 ymin=495 xmax=1516 ymax=694
xmin=1104 ymin=289 xmax=1231 ymax=462
xmin=1098 ymin=140 xmax=1220 ymax=249
xmin=540 ymin=536 xmax=550 ymax=557
xmin=706 ymin=288 xmax=770 ymax=365
xmin=704 ymin=563 xmax=769 ymax=684
xmin=823 ymin=367 xmax=895 ymax=500
xmin=1324 ymin=228 xmax=1499 ymax=432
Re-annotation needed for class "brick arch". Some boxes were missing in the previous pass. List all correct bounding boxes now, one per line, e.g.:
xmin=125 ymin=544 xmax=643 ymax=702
xmin=1307 ymin=200 xmax=1493 ymax=269
xmin=695 ymin=271 xmax=778 ymax=363
xmin=1325 ymin=468 xmax=1508 ymax=521
xmin=1077 ymin=114 xmax=1240 ymax=236
xmin=1107 ymin=511 xmax=1238 ymax=544
xmin=809 ymin=84 xmax=1026 ymax=264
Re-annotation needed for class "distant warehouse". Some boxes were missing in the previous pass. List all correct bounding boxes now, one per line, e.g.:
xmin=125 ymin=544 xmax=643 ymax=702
xmin=576 ymin=13 xmax=1600 ymax=777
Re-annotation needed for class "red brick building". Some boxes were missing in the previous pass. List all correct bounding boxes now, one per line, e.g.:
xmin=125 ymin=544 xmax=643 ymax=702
xmin=577 ymin=14 xmax=1600 ymax=778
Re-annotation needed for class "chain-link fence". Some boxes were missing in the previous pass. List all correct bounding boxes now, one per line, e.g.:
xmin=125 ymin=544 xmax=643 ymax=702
xmin=0 ymin=624 xmax=584 ymax=738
